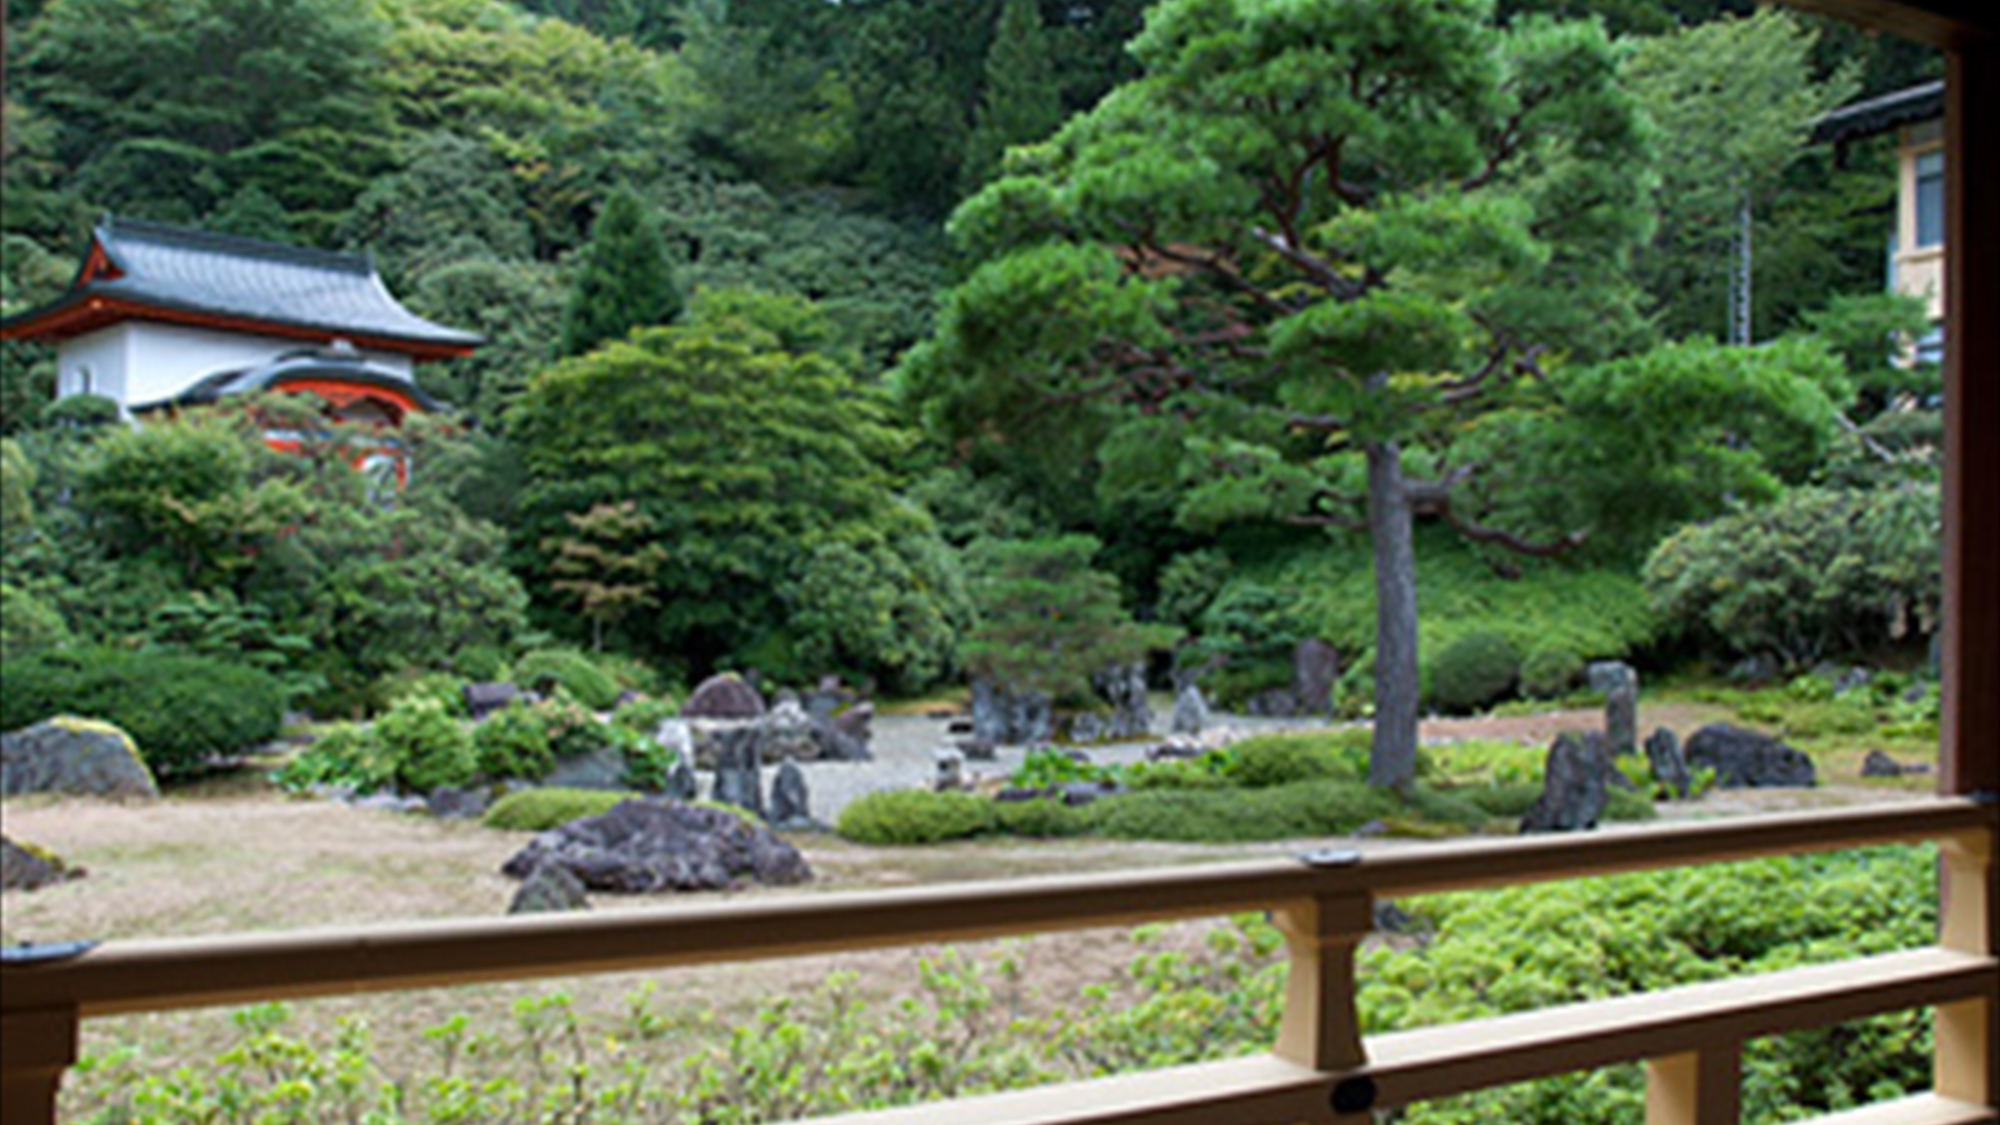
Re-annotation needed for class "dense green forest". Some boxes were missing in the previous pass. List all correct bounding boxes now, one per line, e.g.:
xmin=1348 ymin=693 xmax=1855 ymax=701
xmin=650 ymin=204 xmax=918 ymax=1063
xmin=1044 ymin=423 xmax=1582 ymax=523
xmin=0 ymin=0 xmax=1945 ymax=750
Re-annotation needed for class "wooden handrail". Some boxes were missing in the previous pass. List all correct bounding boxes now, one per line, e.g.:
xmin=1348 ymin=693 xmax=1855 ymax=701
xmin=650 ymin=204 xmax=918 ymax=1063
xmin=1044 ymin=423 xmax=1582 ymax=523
xmin=4 ymin=801 xmax=1988 ymax=1019
xmin=3 ymin=800 xmax=1994 ymax=1125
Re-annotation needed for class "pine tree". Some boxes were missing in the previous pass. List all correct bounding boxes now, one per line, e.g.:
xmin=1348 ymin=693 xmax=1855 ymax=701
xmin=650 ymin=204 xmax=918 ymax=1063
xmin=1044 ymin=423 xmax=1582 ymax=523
xmin=960 ymin=0 xmax=1063 ymax=196
xmin=558 ymin=188 xmax=682 ymax=358
xmin=542 ymin=500 xmax=666 ymax=653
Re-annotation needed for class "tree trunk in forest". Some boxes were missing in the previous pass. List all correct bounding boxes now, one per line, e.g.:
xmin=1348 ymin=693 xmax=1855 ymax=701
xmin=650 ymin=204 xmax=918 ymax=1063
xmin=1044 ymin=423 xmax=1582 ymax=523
xmin=1366 ymin=438 xmax=1420 ymax=791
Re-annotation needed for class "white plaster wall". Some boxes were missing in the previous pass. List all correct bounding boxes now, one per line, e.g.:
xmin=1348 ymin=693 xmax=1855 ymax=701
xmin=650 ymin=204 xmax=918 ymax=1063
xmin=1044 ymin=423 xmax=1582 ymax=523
xmin=55 ymin=322 xmax=417 ymax=409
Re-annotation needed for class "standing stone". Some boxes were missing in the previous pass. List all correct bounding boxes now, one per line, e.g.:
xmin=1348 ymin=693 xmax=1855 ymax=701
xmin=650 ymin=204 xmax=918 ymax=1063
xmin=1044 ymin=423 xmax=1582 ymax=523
xmin=769 ymin=761 xmax=812 ymax=827
xmin=813 ymin=702 xmax=874 ymax=762
xmin=1092 ymin=661 xmax=1152 ymax=739
xmin=1644 ymin=728 xmax=1692 ymax=799
xmin=1605 ymin=684 xmax=1639 ymax=756
xmin=1171 ymin=684 xmax=1211 ymax=736
xmin=1521 ymin=732 xmax=1610 ymax=833
xmin=1586 ymin=661 xmax=1637 ymax=696
xmin=655 ymin=720 xmax=695 ymax=769
xmin=665 ymin=759 xmax=699 ymax=801
xmin=757 ymin=696 xmax=820 ymax=762
xmin=1293 ymin=639 xmax=1341 ymax=717
xmin=2 ymin=718 xmax=160 ymax=800
xmin=711 ymin=727 xmax=765 ymax=818
xmin=1684 ymin=724 xmax=1817 ymax=788
xmin=970 ymin=679 xmax=1053 ymax=745
xmin=508 ymin=861 xmax=591 ymax=914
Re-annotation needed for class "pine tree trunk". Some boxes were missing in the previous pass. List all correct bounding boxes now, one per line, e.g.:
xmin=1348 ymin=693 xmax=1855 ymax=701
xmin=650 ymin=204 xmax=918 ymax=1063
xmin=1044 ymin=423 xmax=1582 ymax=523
xmin=1366 ymin=438 xmax=1420 ymax=791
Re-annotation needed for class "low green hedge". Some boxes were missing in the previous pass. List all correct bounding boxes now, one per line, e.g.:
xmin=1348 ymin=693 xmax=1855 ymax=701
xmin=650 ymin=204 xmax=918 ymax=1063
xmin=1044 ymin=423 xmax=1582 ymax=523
xmin=1 ymin=646 xmax=284 ymax=779
xmin=835 ymin=790 xmax=997 ymax=845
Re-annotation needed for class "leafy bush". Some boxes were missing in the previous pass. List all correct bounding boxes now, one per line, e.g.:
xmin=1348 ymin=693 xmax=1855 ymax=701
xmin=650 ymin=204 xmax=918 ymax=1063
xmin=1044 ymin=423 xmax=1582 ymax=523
xmin=0 ymin=647 xmax=284 ymax=779
xmin=1121 ymin=756 xmax=1234 ymax=791
xmin=0 ymin=582 xmax=70 ymax=663
xmin=611 ymin=694 xmax=679 ymax=736
xmin=1519 ymin=645 xmax=1583 ymax=699
xmin=611 ymin=725 xmax=675 ymax=791
xmin=1082 ymin=781 xmax=1433 ymax=843
xmin=1225 ymin=731 xmax=1367 ymax=787
xmin=371 ymin=670 xmax=470 ymax=717
xmin=471 ymin=703 xmax=555 ymax=781
xmin=374 ymin=697 xmax=476 ymax=793
xmin=993 ymin=797 xmax=1090 ymax=837
xmin=531 ymin=691 xmax=614 ymax=759
xmin=1644 ymin=485 xmax=1940 ymax=668
xmin=450 ymin=644 xmax=510 ymax=682
xmin=512 ymin=648 xmax=624 ymax=710
xmin=272 ymin=723 xmax=392 ymax=794
xmin=482 ymin=788 xmax=641 ymax=831
xmin=1009 ymin=747 xmax=1115 ymax=788
xmin=835 ymin=790 xmax=998 ymax=845
xmin=1428 ymin=631 xmax=1523 ymax=713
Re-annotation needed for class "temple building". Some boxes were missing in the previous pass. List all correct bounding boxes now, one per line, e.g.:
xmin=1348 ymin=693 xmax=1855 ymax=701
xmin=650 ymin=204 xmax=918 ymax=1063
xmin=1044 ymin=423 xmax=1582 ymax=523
xmin=0 ymin=216 xmax=479 ymax=427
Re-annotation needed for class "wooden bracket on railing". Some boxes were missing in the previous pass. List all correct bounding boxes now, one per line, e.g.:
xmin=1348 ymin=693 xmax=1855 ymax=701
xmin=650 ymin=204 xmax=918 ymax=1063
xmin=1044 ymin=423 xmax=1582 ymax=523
xmin=1936 ymin=824 xmax=1996 ymax=1109
xmin=1271 ymin=893 xmax=1373 ymax=1075
xmin=1 ymin=1006 xmax=79 ymax=1125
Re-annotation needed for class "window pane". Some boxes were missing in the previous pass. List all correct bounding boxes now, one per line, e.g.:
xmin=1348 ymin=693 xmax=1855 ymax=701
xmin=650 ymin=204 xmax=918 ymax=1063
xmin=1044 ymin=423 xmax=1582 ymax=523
xmin=1916 ymin=150 xmax=1945 ymax=248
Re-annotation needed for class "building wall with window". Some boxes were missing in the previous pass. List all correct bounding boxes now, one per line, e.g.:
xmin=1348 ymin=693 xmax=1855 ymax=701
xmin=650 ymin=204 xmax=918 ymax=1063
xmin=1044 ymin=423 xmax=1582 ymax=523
xmin=1896 ymin=117 xmax=1947 ymax=336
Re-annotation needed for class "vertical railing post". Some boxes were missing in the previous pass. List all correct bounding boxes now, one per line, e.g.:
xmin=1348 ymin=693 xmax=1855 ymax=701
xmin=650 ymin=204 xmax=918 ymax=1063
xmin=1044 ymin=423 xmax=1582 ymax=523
xmin=1645 ymin=1047 xmax=1742 ymax=1125
xmin=1937 ymin=824 xmax=1995 ymax=1107
xmin=1270 ymin=893 xmax=1373 ymax=1075
xmin=1 ymin=1006 xmax=79 ymax=1125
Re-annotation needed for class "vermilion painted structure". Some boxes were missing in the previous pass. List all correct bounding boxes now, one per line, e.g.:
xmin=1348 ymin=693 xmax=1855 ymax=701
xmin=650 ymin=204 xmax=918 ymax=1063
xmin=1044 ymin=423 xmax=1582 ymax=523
xmin=0 ymin=217 xmax=478 ymax=470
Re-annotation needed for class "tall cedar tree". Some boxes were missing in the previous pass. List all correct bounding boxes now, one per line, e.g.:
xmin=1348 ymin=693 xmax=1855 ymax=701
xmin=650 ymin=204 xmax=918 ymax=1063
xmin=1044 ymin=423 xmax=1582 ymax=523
xmin=903 ymin=0 xmax=1654 ymax=789
xmin=559 ymin=189 xmax=682 ymax=358
xmin=960 ymin=0 xmax=1065 ymax=197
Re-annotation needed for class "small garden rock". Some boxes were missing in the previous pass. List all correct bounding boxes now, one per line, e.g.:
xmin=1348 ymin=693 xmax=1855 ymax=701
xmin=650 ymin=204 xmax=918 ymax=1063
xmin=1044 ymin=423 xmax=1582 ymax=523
xmin=1861 ymin=750 xmax=1924 ymax=778
xmin=501 ymin=800 xmax=811 ymax=893
xmin=1 ymin=835 xmax=82 ymax=891
xmin=1685 ymin=724 xmax=1817 ymax=788
xmin=508 ymin=861 xmax=591 ymax=914
xmin=1 ymin=717 xmax=159 ymax=800
xmin=1171 ymin=685 xmax=1210 ymax=736
xmin=1644 ymin=728 xmax=1692 ymax=799
xmin=428 ymin=785 xmax=491 ymax=820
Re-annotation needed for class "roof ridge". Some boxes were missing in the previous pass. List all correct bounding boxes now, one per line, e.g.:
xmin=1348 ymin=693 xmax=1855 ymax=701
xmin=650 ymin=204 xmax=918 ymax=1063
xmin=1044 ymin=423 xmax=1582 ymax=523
xmin=101 ymin=215 xmax=373 ymax=276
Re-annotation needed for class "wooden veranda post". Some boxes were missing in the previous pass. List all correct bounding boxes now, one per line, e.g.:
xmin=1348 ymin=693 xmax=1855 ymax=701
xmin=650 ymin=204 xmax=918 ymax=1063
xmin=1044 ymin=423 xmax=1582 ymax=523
xmin=1938 ymin=39 xmax=2000 ymax=1111
xmin=0 ymin=1006 xmax=77 ymax=1125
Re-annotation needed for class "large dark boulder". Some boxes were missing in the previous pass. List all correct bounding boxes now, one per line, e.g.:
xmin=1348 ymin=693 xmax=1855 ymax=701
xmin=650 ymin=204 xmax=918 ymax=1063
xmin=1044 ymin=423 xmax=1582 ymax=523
xmin=682 ymin=674 xmax=767 ymax=720
xmin=501 ymin=800 xmax=810 ymax=893
xmin=1521 ymin=732 xmax=1611 ymax=833
xmin=1685 ymin=724 xmax=1817 ymax=788
xmin=1 ymin=835 xmax=82 ymax=891
xmin=2 ymin=718 xmax=159 ymax=800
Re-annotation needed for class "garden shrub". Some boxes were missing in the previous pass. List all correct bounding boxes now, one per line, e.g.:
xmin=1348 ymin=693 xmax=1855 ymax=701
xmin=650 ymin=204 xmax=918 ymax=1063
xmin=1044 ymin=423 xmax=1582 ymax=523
xmin=993 ymin=797 xmax=1090 ymax=837
xmin=1083 ymin=781 xmax=1410 ymax=843
xmin=0 ymin=646 xmax=284 ymax=779
xmin=1121 ymin=756 xmax=1233 ymax=791
xmin=471 ymin=702 xmax=555 ymax=781
xmin=1010 ymin=747 xmax=1115 ymax=788
xmin=612 ymin=725 xmax=676 ymax=790
xmin=1643 ymin=484 xmax=1940 ymax=669
xmin=272 ymin=722 xmax=392 ymax=794
xmin=835 ymin=789 xmax=997 ymax=845
xmin=374 ymin=697 xmax=476 ymax=793
xmin=0 ymin=583 xmax=71 ymax=664
xmin=531 ymin=691 xmax=614 ymax=759
xmin=512 ymin=648 xmax=624 ymax=710
xmin=1519 ymin=644 xmax=1584 ymax=699
xmin=482 ymin=787 xmax=640 ymax=831
xmin=450 ymin=644 xmax=509 ymax=682
xmin=1428 ymin=630 xmax=1523 ymax=713
xmin=1225 ymin=731 xmax=1367 ymax=788
xmin=370 ymin=670 xmax=470 ymax=717
xmin=611 ymin=694 xmax=679 ymax=736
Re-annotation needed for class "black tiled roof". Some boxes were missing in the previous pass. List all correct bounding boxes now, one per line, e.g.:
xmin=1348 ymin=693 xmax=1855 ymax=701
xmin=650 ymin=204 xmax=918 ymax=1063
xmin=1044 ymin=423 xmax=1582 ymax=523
xmin=2 ymin=216 xmax=482 ymax=348
xmin=149 ymin=346 xmax=443 ymax=413
xmin=1813 ymin=81 xmax=1945 ymax=145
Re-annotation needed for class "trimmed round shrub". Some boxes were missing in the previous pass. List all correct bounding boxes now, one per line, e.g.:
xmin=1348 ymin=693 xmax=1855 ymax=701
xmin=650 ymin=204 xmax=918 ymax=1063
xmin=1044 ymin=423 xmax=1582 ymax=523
xmin=1226 ymin=731 xmax=1367 ymax=788
xmin=374 ymin=697 xmax=476 ymax=793
xmin=472 ymin=702 xmax=554 ymax=781
xmin=1428 ymin=631 xmax=1523 ymax=713
xmin=0 ymin=647 xmax=284 ymax=779
xmin=512 ymin=649 xmax=623 ymax=711
xmin=483 ymin=787 xmax=638 ymax=831
xmin=835 ymin=790 xmax=997 ymax=845
xmin=1519 ymin=645 xmax=1584 ymax=699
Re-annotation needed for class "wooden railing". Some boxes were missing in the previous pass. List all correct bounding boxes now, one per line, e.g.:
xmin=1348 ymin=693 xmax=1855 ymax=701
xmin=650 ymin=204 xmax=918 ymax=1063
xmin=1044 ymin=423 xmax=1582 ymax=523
xmin=3 ymin=800 xmax=1995 ymax=1125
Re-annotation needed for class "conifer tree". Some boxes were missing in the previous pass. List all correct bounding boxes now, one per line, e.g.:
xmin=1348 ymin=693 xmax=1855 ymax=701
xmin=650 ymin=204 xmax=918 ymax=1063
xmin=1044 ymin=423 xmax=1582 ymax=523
xmin=960 ymin=0 xmax=1063 ymax=196
xmin=559 ymin=188 xmax=682 ymax=358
